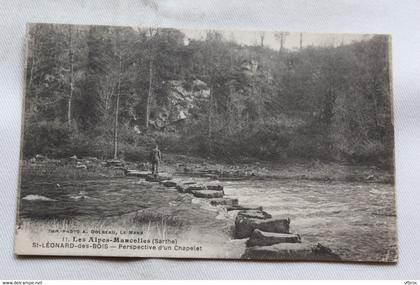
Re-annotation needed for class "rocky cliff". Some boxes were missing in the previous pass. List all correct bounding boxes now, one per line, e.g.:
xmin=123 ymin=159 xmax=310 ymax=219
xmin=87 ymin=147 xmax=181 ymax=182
xmin=150 ymin=79 xmax=210 ymax=129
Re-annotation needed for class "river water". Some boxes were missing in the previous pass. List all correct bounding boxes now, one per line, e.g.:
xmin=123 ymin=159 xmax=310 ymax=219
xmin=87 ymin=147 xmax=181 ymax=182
xmin=223 ymin=179 xmax=397 ymax=262
xmin=19 ymin=176 xmax=397 ymax=262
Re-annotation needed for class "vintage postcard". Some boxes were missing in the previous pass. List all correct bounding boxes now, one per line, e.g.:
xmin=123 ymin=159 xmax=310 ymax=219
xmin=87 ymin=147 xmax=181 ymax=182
xmin=15 ymin=23 xmax=397 ymax=262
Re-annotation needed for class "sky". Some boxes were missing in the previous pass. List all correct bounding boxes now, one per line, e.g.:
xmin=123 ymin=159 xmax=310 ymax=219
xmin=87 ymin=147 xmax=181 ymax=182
xmin=180 ymin=28 xmax=374 ymax=50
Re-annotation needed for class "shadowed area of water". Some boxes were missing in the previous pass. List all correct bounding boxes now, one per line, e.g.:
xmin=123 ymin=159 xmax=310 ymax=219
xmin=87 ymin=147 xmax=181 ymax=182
xmin=19 ymin=176 xmax=237 ymax=254
xmin=223 ymin=179 xmax=397 ymax=262
xmin=20 ymin=178 xmax=180 ymax=219
xmin=19 ymin=177 xmax=221 ymax=228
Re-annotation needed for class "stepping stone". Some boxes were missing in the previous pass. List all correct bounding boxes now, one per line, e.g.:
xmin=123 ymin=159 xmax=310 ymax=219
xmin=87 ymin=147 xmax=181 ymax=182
xmin=204 ymin=181 xmax=223 ymax=190
xmin=209 ymin=198 xmax=239 ymax=207
xmin=201 ymin=173 xmax=218 ymax=179
xmin=105 ymin=159 xmax=124 ymax=167
xmin=234 ymin=215 xmax=290 ymax=239
xmin=145 ymin=174 xmax=173 ymax=182
xmin=76 ymin=164 xmax=88 ymax=169
xmin=191 ymin=190 xmax=224 ymax=199
xmin=175 ymin=184 xmax=186 ymax=193
xmin=126 ymin=170 xmax=149 ymax=177
xmin=113 ymin=166 xmax=127 ymax=171
xmin=226 ymin=205 xmax=263 ymax=211
xmin=246 ymin=229 xmax=301 ymax=247
xmin=161 ymin=180 xmax=177 ymax=187
xmin=185 ymin=184 xmax=207 ymax=192
xmin=175 ymin=182 xmax=197 ymax=193
xmin=176 ymin=183 xmax=206 ymax=193
xmin=238 ymin=209 xmax=272 ymax=219
xmin=241 ymin=242 xmax=340 ymax=261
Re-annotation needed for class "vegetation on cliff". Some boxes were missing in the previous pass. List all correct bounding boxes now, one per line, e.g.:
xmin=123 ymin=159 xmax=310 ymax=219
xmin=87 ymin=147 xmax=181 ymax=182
xmin=23 ymin=24 xmax=393 ymax=169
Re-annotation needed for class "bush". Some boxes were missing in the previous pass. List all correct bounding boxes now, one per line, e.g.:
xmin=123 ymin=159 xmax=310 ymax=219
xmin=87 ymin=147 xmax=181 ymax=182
xmin=119 ymin=143 xmax=149 ymax=162
xmin=288 ymin=125 xmax=332 ymax=161
xmin=22 ymin=120 xmax=70 ymax=158
xmin=154 ymin=132 xmax=189 ymax=154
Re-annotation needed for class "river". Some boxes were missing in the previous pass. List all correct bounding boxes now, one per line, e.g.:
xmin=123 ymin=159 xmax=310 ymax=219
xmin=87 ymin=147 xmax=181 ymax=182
xmin=223 ymin=179 xmax=397 ymax=262
xmin=19 ymin=176 xmax=397 ymax=262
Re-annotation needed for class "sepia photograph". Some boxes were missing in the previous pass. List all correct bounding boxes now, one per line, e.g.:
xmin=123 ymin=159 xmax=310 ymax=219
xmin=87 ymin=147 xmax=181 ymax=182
xmin=15 ymin=23 xmax=396 ymax=262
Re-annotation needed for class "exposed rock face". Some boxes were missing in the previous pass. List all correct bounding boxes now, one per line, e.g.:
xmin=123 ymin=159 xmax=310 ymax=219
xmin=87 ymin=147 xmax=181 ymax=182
xmin=149 ymin=80 xmax=210 ymax=129
xmin=241 ymin=242 xmax=341 ymax=261
xmin=237 ymin=209 xmax=272 ymax=219
xmin=234 ymin=215 xmax=290 ymax=239
xmin=209 ymin=198 xmax=239 ymax=207
xmin=240 ymin=60 xmax=259 ymax=78
xmin=246 ymin=229 xmax=301 ymax=247
xmin=191 ymin=190 xmax=224 ymax=199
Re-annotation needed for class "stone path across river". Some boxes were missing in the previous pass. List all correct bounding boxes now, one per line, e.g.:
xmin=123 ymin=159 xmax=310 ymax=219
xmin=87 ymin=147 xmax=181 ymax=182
xmin=126 ymin=169 xmax=341 ymax=261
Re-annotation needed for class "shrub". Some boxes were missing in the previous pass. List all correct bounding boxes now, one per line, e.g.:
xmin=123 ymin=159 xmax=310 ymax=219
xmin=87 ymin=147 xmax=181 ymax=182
xmin=22 ymin=120 xmax=70 ymax=158
xmin=119 ymin=143 xmax=149 ymax=162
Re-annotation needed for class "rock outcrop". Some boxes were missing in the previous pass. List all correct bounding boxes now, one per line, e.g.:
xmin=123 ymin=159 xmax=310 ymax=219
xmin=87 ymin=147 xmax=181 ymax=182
xmin=148 ymin=80 xmax=210 ymax=129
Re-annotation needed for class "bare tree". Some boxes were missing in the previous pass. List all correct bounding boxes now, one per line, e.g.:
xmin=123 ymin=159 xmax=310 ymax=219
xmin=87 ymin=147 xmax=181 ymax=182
xmin=300 ymin=32 xmax=303 ymax=50
xmin=145 ymin=58 xmax=153 ymax=129
xmin=99 ymin=74 xmax=117 ymax=120
xmin=67 ymin=26 xmax=75 ymax=130
xmin=274 ymin=31 xmax=290 ymax=53
xmin=27 ymin=26 xmax=40 ymax=99
xmin=145 ymin=28 xmax=158 ymax=129
xmin=113 ymin=51 xmax=123 ymax=159
xmin=259 ymin=32 xmax=265 ymax=48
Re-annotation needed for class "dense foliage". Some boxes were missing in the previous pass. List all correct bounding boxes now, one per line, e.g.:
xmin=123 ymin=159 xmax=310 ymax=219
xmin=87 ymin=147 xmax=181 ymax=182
xmin=23 ymin=24 xmax=393 ymax=168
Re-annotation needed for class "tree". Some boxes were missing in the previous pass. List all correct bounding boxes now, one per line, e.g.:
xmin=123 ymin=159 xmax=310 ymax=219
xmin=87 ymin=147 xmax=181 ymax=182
xmin=145 ymin=28 xmax=158 ymax=129
xmin=259 ymin=32 xmax=265 ymax=48
xmin=23 ymin=24 xmax=393 ymax=166
xmin=300 ymin=33 xmax=303 ymax=50
xmin=67 ymin=26 xmax=76 ymax=129
xmin=113 ymin=50 xmax=123 ymax=159
xmin=274 ymin=32 xmax=290 ymax=53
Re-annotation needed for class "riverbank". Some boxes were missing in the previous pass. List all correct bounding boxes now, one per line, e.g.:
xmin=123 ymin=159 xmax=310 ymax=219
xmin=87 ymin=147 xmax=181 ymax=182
xmin=20 ymin=153 xmax=394 ymax=184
